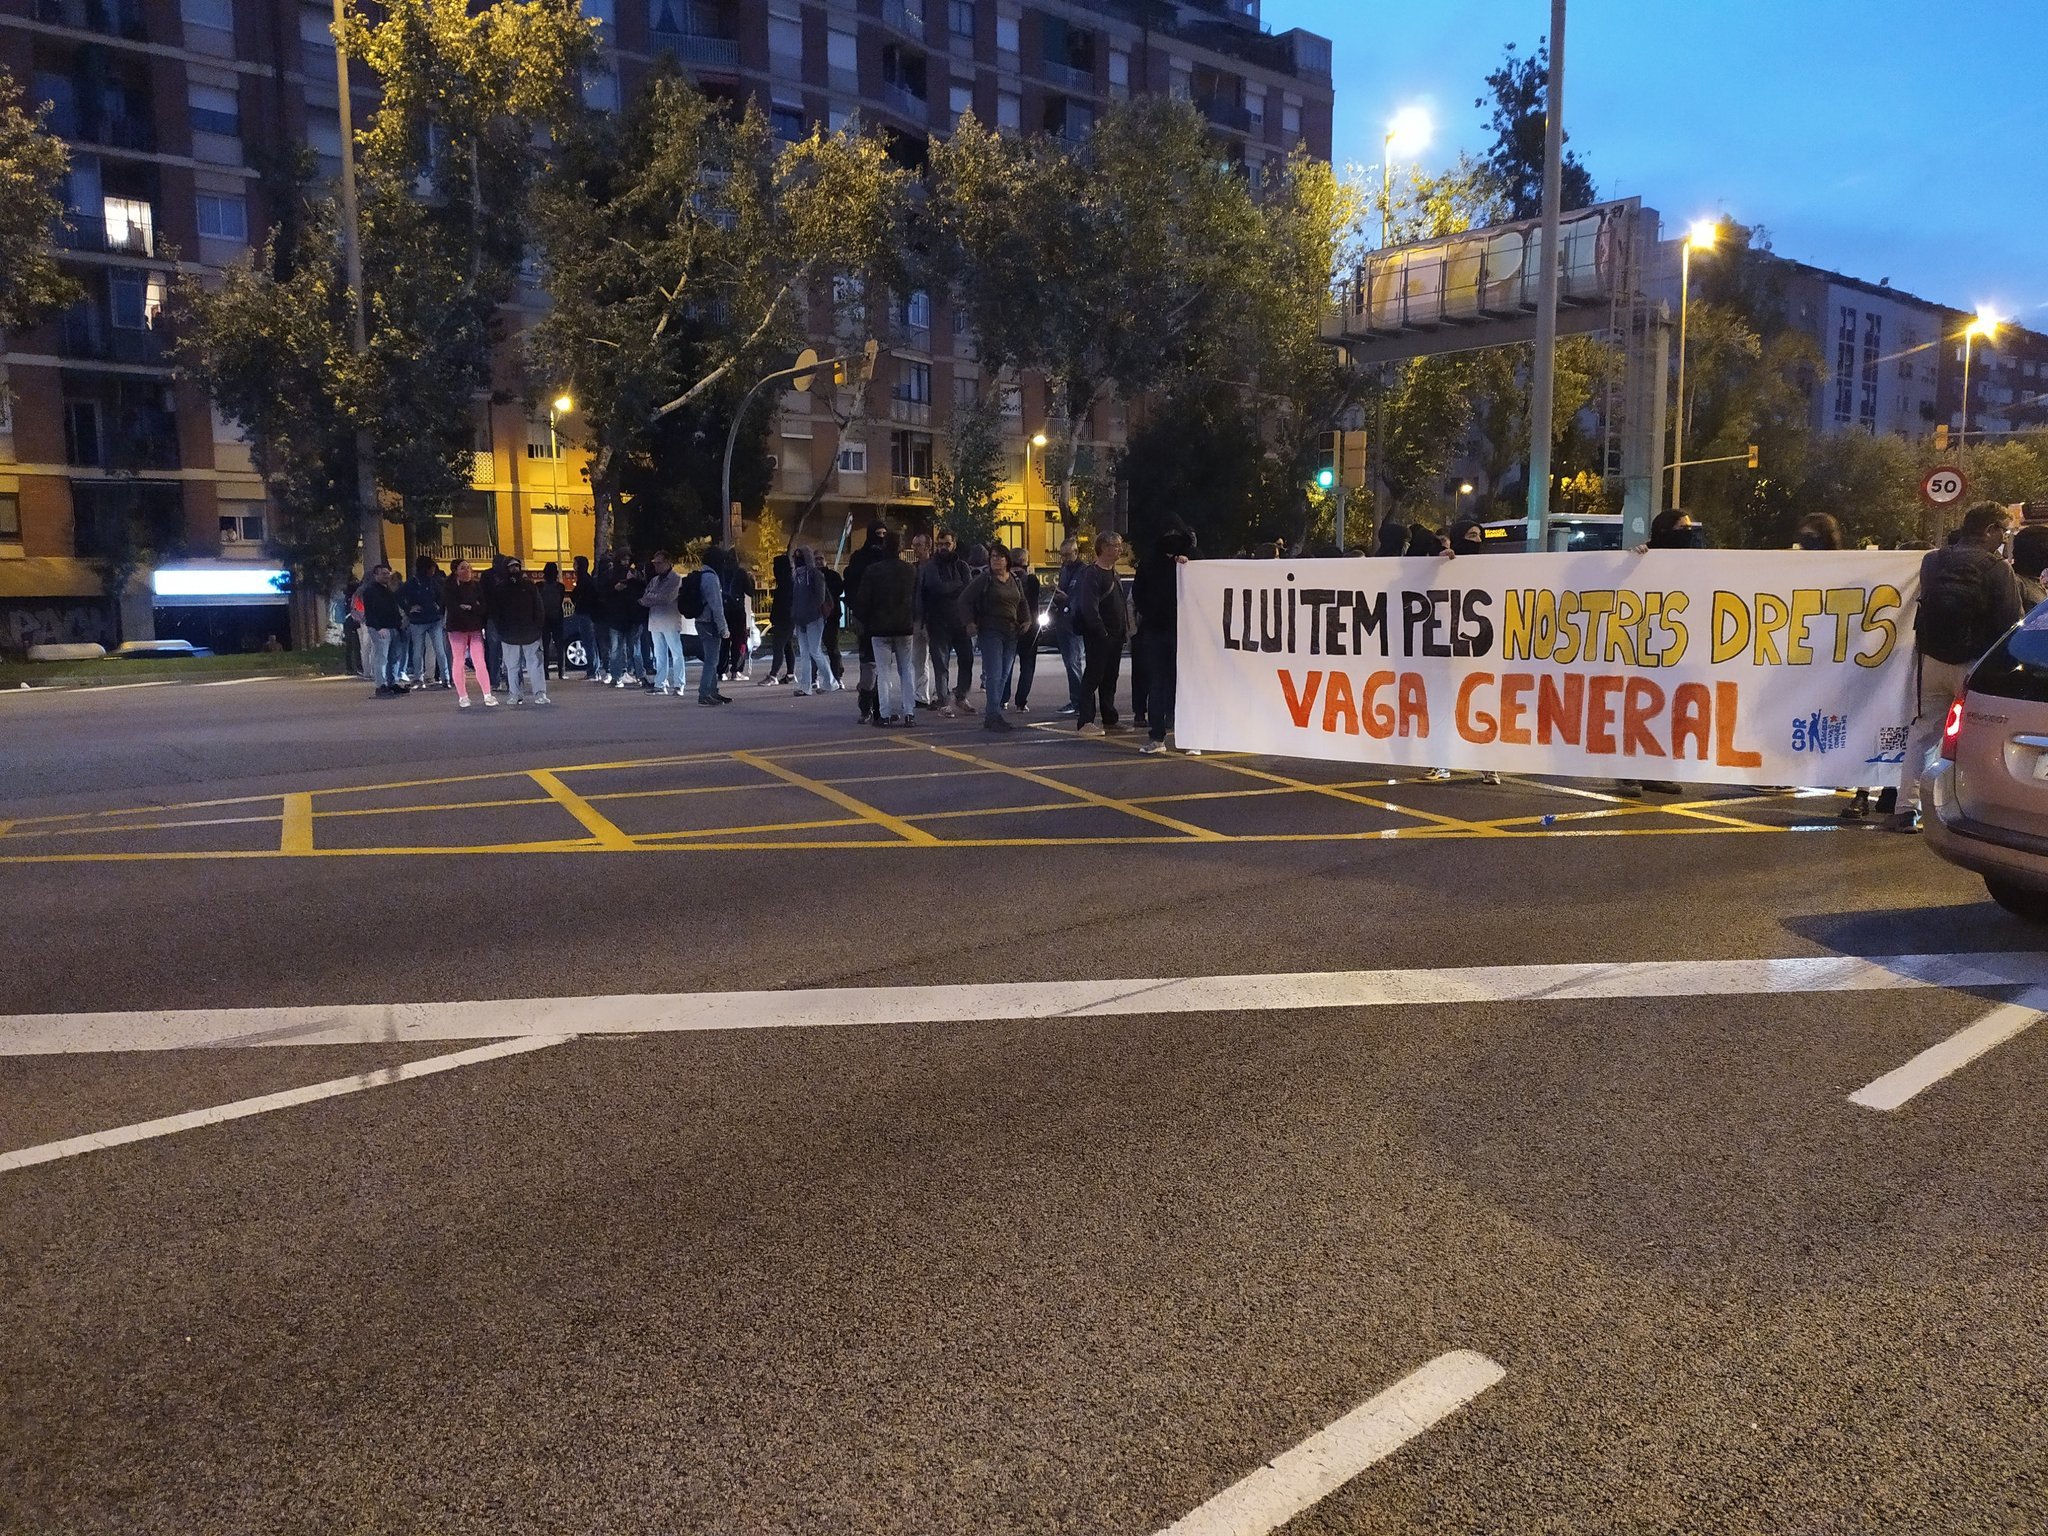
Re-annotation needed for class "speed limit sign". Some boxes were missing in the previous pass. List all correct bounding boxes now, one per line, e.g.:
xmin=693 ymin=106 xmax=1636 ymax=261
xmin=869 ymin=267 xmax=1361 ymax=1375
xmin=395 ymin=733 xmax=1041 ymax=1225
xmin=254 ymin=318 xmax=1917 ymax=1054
xmin=1922 ymin=466 xmax=1967 ymax=506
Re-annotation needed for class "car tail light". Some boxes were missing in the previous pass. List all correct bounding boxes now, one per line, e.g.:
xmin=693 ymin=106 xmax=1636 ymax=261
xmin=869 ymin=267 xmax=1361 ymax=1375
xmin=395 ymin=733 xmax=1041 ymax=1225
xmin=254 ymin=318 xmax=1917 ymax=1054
xmin=1940 ymin=695 xmax=1966 ymax=761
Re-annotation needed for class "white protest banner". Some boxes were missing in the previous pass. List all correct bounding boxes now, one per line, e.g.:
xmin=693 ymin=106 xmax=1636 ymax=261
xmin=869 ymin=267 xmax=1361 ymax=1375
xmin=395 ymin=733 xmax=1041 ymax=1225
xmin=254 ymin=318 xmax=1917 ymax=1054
xmin=1173 ymin=550 xmax=1920 ymax=788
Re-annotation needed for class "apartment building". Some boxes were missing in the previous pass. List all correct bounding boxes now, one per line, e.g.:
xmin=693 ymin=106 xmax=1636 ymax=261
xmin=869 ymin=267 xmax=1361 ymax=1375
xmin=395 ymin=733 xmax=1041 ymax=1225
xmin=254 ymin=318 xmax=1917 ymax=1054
xmin=0 ymin=0 xmax=1332 ymax=652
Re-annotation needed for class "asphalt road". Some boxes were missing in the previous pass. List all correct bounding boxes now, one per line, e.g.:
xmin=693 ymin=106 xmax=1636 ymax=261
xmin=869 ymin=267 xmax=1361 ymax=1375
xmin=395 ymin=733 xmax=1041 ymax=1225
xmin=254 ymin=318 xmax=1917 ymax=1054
xmin=2 ymin=674 xmax=2043 ymax=1534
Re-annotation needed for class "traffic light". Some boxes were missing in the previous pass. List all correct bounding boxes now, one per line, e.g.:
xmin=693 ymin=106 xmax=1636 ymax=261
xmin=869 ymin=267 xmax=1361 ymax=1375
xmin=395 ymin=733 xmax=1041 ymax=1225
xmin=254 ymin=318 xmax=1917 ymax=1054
xmin=832 ymin=338 xmax=880 ymax=388
xmin=1314 ymin=432 xmax=1337 ymax=491
xmin=1340 ymin=429 xmax=1368 ymax=488
xmin=1746 ymin=443 xmax=1759 ymax=470
xmin=1934 ymin=423 xmax=1950 ymax=452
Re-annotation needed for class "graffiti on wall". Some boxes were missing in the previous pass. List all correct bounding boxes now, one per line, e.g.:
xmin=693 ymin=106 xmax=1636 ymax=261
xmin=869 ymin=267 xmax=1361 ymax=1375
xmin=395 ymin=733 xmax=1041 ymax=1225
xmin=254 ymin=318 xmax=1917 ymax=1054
xmin=1 ymin=599 xmax=118 ymax=655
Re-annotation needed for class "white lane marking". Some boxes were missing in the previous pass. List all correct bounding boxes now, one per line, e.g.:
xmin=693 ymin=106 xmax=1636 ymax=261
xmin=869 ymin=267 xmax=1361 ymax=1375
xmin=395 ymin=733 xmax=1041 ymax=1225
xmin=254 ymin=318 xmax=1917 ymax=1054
xmin=1 ymin=953 xmax=2041 ymax=1056
xmin=1848 ymin=991 xmax=2048 ymax=1110
xmin=39 ymin=680 xmax=182 ymax=695
xmin=1155 ymin=1351 xmax=1504 ymax=1536
xmin=0 ymin=1035 xmax=572 ymax=1171
xmin=192 ymin=675 xmax=282 ymax=688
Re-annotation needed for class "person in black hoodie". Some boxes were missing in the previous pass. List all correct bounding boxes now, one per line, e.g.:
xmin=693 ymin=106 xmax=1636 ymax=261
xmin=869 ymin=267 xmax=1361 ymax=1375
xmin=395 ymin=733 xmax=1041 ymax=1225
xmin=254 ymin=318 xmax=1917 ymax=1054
xmin=1132 ymin=527 xmax=1194 ymax=753
xmin=491 ymin=557 xmax=550 ymax=705
xmin=843 ymin=521 xmax=890 ymax=722
xmin=398 ymin=556 xmax=446 ymax=689
xmin=760 ymin=550 xmax=795 ymax=686
xmin=357 ymin=562 xmax=406 ymax=698
xmin=1004 ymin=546 xmax=1042 ymax=711
xmin=606 ymin=553 xmax=646 ymax=689
xmin=1069 ymin=532 xmax=1133 ymax=734
xmin=918 ymin=529 xmax=974 ymax=714
xmin=856 ymin=528 xmax=920 ymax=726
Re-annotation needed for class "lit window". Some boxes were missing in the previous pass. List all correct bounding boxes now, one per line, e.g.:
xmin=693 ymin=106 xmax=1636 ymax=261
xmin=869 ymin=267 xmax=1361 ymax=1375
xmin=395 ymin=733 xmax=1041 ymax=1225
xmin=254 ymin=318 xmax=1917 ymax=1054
xmin=102 ymin=196 xmax=155 ymax=256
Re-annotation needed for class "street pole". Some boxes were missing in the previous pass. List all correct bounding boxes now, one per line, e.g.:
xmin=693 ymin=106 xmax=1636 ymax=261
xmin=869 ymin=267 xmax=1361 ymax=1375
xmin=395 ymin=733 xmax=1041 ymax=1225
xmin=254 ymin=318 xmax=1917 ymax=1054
xmin=548 ymin=403 xmax=563 ymax=558
xmin=722 ymin=347 xmax=864 ymax=549
xmin=331 ymin=0 xmax=381 ymax=581
xmin=1672 ymin=238 xmax=1692 ymax=512
xmin=1523 ymin=0 xmax=1567 ymax=550
xmin=1961 ymin=328 xmax=1975 ymax=450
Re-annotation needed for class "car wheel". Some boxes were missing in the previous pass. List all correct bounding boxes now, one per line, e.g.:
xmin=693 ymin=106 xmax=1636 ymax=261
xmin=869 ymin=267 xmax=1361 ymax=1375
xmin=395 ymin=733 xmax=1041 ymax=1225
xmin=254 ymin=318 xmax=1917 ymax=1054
xmin=1984 ymin=877 xmax=2048 ymax=923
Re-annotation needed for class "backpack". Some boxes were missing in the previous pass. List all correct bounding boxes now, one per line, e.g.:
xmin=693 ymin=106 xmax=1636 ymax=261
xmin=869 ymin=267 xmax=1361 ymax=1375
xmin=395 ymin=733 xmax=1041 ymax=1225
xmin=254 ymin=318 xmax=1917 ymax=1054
xmin=1915 ymin=548 xmax=1997 ymax=665
xmin=679 ymin=569 xmax=709 ymax=620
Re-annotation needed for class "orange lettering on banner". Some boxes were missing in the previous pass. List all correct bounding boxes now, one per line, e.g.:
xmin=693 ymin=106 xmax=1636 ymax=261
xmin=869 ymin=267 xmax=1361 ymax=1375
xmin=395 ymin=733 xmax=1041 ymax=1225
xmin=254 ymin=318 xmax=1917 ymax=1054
xmin=1322 ymin=670 xmax=1359 ymax=735
xmin=1537 ymin=674 xmax=1585 ymax=745
xmin=1363 ymin=670 xmax=1397 ymax=738
xmin=1456 ymin=673 xmax=1497 ymax=743
xmin=1622 ymin=678 xmax=1668 ymax=757
xmin=1671 ymin=683 xmax=1712 ymax=759
xmin=1586 ymin=676 xmax=1624 ymax=755
xmin=1713 ymin=681 xmax=1762 ymax=767
xmin=1398 ymin=673 xmax=1430 ymax=738
xmin=1500 ymin=674 xmax=1534 ymax=745
xmin=1280 ymin=670 xmax=1323 ymax=729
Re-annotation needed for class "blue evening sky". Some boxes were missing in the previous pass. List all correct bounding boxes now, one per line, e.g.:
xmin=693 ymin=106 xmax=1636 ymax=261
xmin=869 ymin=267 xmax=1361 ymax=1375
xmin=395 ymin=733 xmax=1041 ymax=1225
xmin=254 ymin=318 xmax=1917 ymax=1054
xmin=1274 ymin=0 xmax=2048 ymax=326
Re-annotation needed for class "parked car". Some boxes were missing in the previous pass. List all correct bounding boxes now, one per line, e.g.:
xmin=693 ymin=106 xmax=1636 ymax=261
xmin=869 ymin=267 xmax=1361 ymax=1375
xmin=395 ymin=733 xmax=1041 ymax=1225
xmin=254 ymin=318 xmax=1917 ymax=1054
xmin=1922 ymin=607 xmax=2048 ymax=919
xmin=110 ymin=639 xmax=213 ymax=659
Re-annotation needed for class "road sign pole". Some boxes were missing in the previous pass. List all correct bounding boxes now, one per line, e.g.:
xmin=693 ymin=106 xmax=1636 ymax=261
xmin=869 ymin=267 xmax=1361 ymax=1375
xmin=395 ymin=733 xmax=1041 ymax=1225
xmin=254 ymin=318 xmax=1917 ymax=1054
xmin=1524 ymin=0 xmax=1568 ymax=549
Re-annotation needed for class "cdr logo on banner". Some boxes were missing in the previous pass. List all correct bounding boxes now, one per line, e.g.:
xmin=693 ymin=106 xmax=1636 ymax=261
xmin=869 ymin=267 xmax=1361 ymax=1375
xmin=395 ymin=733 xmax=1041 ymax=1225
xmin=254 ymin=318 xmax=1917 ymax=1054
xmin=1172 ymin=550 xmax=1921 ymax=789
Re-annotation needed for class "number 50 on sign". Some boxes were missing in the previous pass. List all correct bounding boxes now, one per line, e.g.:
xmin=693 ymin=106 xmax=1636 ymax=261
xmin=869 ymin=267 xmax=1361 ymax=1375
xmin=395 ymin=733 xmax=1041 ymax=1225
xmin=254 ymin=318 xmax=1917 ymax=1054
xmin=1922 ymin=466 xmax=1967 ymax=506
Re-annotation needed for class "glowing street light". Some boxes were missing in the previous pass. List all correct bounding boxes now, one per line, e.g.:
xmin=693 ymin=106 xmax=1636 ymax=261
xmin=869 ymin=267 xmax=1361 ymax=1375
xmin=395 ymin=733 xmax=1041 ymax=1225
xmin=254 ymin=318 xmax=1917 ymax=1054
xmin=1961 ymin=308 xmax=2001 ymax=449
xmin=1671 ymin=218 xmax=1719 ymax=511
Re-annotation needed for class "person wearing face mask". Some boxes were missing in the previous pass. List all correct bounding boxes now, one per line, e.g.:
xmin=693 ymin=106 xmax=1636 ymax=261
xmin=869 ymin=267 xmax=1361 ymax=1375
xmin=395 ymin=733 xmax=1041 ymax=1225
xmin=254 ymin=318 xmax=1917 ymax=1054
xmin=2011 ymin=523 xmax=2048 ymax=610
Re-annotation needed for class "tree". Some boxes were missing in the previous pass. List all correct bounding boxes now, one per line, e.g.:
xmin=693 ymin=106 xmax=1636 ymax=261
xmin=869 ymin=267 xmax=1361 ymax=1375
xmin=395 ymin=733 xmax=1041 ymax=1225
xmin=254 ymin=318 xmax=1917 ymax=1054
xmin=336 ymin=0 xmax=593 ymax=553
xmin=177 ymin=166 xmax=362 ymax=642
xmin=1476 ymin=40 xmax=1596 ymax=221
xmin=1122 ymin=388 xmax=1262 ymax=555
xmin=0 ymin=66 xmax=78 ymax=339
xmin=530 ymin=68 xmax=905 ymax=551
xmin=930 ymin=100 xmax=1263 ymax=531
xmin=930 ymin=391 xmax=1006 ymax=551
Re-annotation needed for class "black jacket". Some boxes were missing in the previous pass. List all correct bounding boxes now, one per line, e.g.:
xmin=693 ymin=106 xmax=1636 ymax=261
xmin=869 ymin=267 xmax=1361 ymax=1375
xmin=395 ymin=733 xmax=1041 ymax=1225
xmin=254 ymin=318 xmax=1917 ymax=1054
xmin=359 ymin=579 xmax=403 ymax=630
xmin=444 ymin=578 xmax=488 ymax=634
xmin=917 ymin=553 xmax=969 ymax=632
xmin=1131 ymin=556 xmax=1181 ymax=633
xmin=857 ymin=558 xmax=918 ymax=638
xmin=491 ymin=578 xmax=546 ymax=646
xmin=397 ymin=576 xmax=443 ymax=626
xmin=844 ymin=539 xmax=889 ymax=625
xmin=1069 ymin=562 xmax=1131 ymax=643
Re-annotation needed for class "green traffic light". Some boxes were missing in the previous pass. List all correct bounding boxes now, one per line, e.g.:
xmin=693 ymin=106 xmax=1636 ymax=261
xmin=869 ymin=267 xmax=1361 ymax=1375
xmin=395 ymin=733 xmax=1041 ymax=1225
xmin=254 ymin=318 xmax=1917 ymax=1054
xmin=1315 ymin=469 xmax=1335 ymax=489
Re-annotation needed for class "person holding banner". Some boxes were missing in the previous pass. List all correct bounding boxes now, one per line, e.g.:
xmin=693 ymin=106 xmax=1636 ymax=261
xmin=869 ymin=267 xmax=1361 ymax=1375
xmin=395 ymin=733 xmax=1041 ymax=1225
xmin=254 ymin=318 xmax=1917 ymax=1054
xmin=1133 ymin=527 xmax=1195 ymax=754
xmin=1070 ymin=532 xmax=1134 ymax=735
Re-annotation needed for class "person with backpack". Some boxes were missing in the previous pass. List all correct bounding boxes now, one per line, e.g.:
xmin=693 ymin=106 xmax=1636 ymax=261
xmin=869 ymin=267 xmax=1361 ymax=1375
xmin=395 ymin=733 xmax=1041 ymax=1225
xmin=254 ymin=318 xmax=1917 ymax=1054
xmin=788 ymin=545 xmax=836 ymax=696
xmin=856 ymin=527 xmax=920 ymax=726
xmin=963 ymin=542 xmax=1029 ymax=732
xmin=1901 ymin=502 xmax=2024 ymax=831
xmin=686 ymin=547 xmax=731 ymax=705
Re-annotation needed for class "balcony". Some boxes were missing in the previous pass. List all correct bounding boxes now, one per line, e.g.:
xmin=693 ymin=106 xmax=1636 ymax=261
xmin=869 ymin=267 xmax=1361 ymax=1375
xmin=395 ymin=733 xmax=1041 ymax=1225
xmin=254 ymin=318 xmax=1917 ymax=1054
xmin=890 ymin=398 xmax=931 ymax=427
xmin=54 ymin=211 xmax=156 ymax=258
xmin=59 ymin=315 xmax=168 ymax=365
xmin=880 ymin=82 xmax=929 ymax=123
xmin=1041 ymin=58 xmax=1094 ymax=92
xmin=649 ymin=5 xmax=742 ymax=69
xmin=1199 ymin=96 xmax=1253 ymax=132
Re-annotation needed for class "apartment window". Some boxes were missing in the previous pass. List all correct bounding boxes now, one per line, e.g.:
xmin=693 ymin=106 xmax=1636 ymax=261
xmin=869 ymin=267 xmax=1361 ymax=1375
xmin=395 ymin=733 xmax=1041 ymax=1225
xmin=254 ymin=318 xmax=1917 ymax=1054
xmin=770 ymin=101 xmax=806 ymax=141
xmin=0 ymin=492 xmax=19 ymax=542
xmin=1281 ymin=99 xmax=1300 ymax=135
xmin=102 ymin=197 xmax=154 ymax=256
xmin=65 ymin=401 xmax=103 ymax=467
xmin=768 ymin=5 xmax=803 ymax=70
xmin=905 ymin=290 xmax=931 ymax=330
xmin=828 ymin=106 xmax=852 ymax=132
xmin=182 ymin=0 xmax=234 ymax=25
xmin=1169 ymin=64 xmax=1192 ymax=101
xmin=895 ymin=360 xmax=932 ymax=403
xmin=950 ymin=83 xmax=973 ymax=124
xmin=837 ymin=442 xmax=867 ymax=473
xmin=996 ymin=89 xmax=1020 ymax=130
xmin=1859 ymin=310 xmax=1881 ymax=431
xmin=1245 ymin=85 xmax=1265 ymax=128
xmin=196 ymin=192 xmax=248 ymax=241
xmin=188 ymin=82 xmax=239 ymax=137
xmin=949 ymin=0 xmax=974 ymax=38
xmin=1108 ymin=48 xmax=1129 ymax=92
xmin=995 ymin=14 xmax=1018 ymax=54
xmin=219 ymin=510 xmax=265 ymax=544
xmin=951 ymin=373 xmax=978 ymax=405
xmin=1834 ymin=305 xmax=1857 ymax=426
xmin=828 ymin=27 xmax=858 ymax=72
xmin=110 ymin=272 xmax=166 ymax=330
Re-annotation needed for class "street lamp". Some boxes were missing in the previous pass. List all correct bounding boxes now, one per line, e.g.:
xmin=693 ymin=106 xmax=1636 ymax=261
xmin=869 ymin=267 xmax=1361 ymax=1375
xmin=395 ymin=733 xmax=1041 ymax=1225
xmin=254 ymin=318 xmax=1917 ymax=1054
xmin=546 ymin=393 xmax=573 ymax=560
xmin=1960 ymin=309 xmax=2000 ymax=449
xmin=1024 ymin=430 xmax=1047 ymax=555
xmin=1380 ymin=105 xmax=1432 ymax=246
xmin=1670 ymin=218 xmax=1717 ymax=512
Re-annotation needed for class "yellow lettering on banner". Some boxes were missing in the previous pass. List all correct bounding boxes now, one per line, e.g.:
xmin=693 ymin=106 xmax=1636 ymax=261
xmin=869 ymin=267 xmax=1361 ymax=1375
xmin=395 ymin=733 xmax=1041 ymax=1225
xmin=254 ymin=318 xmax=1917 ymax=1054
xmin=1752 ymin=592 xmax=1789 ymax=666
xmin=1662 ymin=591 xmax=1691 ymax=665
xmin=1554 ymin=591 xmax=1583 ymax=665
xmin=1858 ymin=584 xmax=1903 ymax=668
xmin=1785 ymin=588 xmax=1823 ymax=665
xmin=1580 ymin=591 xmax=1617 ymax=664
xmin=1503 ymin=590 xmax=1535 ymax=661
xmin=1712 ymin=591 xmax=1750 ymax=664
xmin=1610 ymin=589 xmax=1643 ymax=666
xmin=1822 ymin=587 xmax=1865 ymax=663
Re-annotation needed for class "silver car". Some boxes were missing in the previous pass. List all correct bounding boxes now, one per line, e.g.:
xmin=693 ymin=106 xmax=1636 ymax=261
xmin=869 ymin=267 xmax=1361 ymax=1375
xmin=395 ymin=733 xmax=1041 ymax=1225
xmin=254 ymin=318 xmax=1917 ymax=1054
xmin=1923 ymin=609 xmax=2048 ymax=920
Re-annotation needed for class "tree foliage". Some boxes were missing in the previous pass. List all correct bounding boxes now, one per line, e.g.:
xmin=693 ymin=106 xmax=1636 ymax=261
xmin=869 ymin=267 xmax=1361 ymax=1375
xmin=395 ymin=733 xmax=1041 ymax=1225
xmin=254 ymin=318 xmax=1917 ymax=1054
xmin=930 ymin=391 xmax=1006 ymax=551
xmin=1476 ymin=40 xmax=1596 ymax=221
xmin=530 ymin=67 xmax=905 ymax=550
xmin=0 ymin=66 xmax=78 ymax=337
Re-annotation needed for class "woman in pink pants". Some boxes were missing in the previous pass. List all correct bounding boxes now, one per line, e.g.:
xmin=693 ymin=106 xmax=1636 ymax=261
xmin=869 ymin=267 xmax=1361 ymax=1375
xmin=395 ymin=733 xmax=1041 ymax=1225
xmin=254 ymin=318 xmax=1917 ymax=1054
xmin=445 ymin=560 xmax=495 ymax=708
